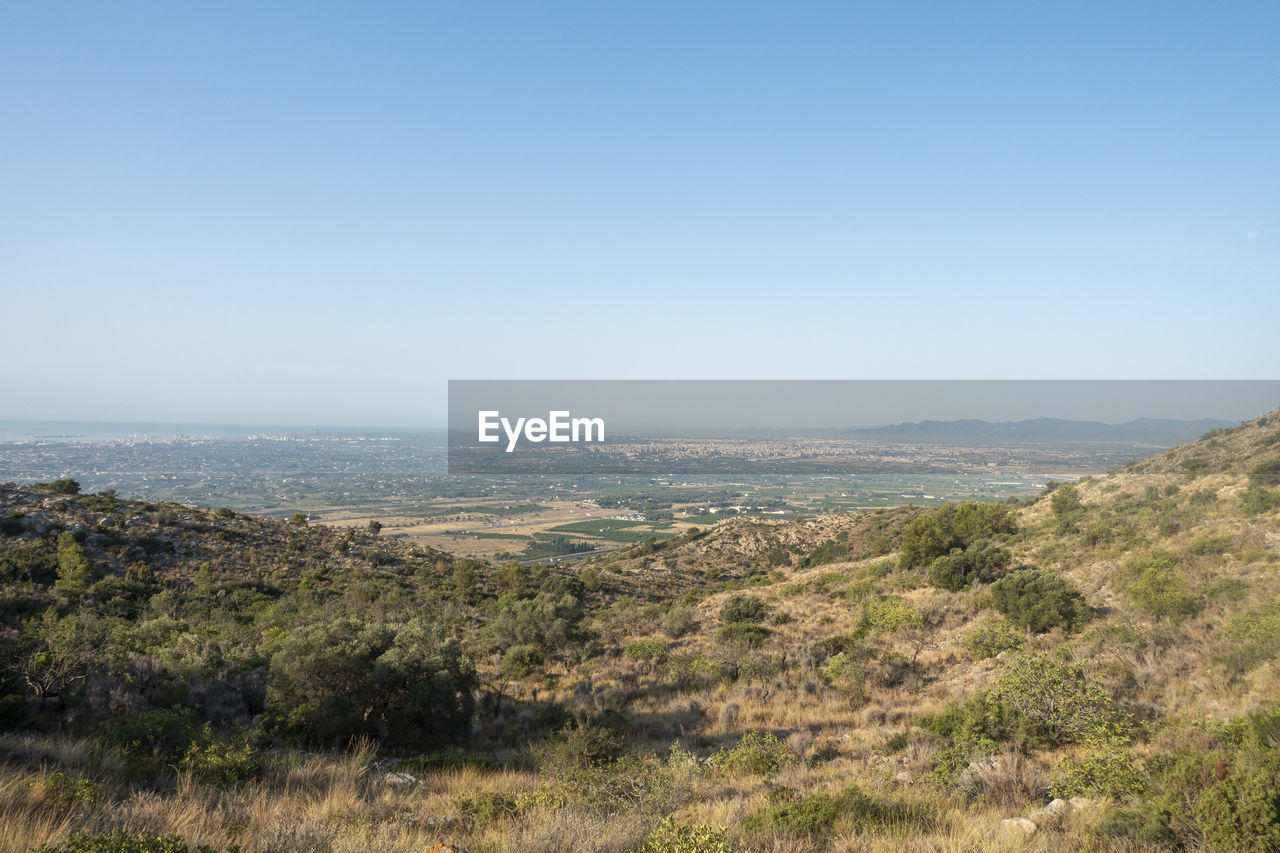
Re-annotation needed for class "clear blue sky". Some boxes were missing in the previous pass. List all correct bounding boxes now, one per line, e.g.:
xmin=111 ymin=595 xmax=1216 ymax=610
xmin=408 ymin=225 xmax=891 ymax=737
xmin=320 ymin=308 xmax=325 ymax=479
xmin=3 ymin=2 xmax=1277 ymax=426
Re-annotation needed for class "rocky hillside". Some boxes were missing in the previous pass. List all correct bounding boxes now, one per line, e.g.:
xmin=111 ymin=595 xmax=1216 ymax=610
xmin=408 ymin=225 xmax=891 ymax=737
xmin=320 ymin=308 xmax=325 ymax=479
xmin=1 ymin=413 xmax=1279 ymax=852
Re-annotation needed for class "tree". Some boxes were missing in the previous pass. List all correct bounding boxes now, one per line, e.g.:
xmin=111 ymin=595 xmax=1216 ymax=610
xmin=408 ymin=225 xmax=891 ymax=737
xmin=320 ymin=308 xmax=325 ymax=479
xmin=289 ymin=513 xmax=308 ymax=527
xmin=55 ymin=532 xmax=97 ymax=594
xmin=367 ymin=520 xmax=383 ymax=535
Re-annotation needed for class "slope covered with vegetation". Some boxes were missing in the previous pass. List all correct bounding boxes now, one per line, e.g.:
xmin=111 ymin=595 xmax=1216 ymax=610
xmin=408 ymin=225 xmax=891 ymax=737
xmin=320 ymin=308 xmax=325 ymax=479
xmin=2 ymin=412 xmax=1279 ymax=852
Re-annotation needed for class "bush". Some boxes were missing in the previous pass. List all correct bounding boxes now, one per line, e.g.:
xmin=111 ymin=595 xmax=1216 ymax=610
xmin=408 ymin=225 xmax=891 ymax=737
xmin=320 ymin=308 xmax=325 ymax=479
xmin=963 ymin=619 xmax=1024 ymax=659
xmin=31 ymin=478 xmax=81 ymax=496
xmin=108 ymin=707 xmax=200 ymax=767
xmin=987 ymin=654 xmax=1132 ymax=748
xmin=180 ymin=739 xmax=261 ymax=786
xmin=1249 ymin=458 xmax=1280 ymax=487
xmin=1194 ymin=750 xmax=1280 ymax=852
xmin=719 ymin=594 xmax=769 ymax=624
xmin=926 ymin=543 xmax=1011 ymax=591
xmin=990 ymin=568 xmax=1085 ymax=633
xmin=266 ymin=616 xmax=476 ymax=751
xmin=660 ymin=606 xmax=697 ymax=638
xmin=1050 ymin=749 xmax=1145 ymax=798
xmin=625 ymin=637 xmax=669 ymax=662
xmin=500 ymin=644 xmax=545 ymax=677
xmin=641 ymin=816 xmax=736 ymax=853
xmin=858 ymin=595 xmax=922 ymax=634
xmin=43 ymin=771 xmax=100 ymax=805
xmin=711 ymin=730 xmax=796 ymax=777
xmin=1190 ymin=535 xmax=1233 ymax=556
xmin=899 ymin=501 xmax=1016 ymax=569
xmin=1241 ymin=486 xmax=1280 ymax=515
xmin=745 ymin=785 xmax=915 ymax=840
xmin=716 ymin=622 xmax=770 ymax=647
xmin=1050 ymin=483 xmax=1084 ymax=518
xmin=32 ymin=831 xmax=227 ymax=853
xmin=1129 ymin=558 xmax=1200 ymax=621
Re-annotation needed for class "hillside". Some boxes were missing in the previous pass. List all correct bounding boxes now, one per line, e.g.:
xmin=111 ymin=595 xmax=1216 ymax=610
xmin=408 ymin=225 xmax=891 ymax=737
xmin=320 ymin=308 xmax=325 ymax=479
xmin=1 ymin=412 xmax=1279 ymax=852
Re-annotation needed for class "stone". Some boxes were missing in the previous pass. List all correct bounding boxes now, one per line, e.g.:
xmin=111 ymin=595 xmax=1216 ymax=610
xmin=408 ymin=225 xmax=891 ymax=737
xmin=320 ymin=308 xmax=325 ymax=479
xmin=1000 ymin=817 xmax=1038 ymax=837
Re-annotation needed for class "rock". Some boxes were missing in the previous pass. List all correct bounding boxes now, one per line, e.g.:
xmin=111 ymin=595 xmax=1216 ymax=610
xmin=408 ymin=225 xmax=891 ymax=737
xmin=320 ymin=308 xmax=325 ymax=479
xmin=1029 ymin=796 xmax=1073 ymax=826
xmin=384 ymin=771 xmax=418 ymax=785
xmin=1000 ymin=817 xmax=1037 ymax=837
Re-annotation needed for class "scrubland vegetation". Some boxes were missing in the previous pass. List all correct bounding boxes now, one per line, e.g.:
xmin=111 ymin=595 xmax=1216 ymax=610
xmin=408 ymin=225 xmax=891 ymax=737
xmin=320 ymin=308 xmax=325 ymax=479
xmin=3 ymin=413 xmax=1280 ymax=851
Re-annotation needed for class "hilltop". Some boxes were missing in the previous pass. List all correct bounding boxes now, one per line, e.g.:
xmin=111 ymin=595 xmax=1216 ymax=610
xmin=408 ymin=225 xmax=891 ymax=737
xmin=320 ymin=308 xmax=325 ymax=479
xmin=1 ymin=412 xmax=1279 ymax=852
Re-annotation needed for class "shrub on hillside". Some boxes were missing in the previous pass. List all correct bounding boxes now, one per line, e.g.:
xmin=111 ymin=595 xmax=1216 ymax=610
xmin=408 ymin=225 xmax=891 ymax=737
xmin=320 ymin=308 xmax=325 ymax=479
xmin=710 ymin=730 xmax=796 ymax=777
xmin=266 ymin=616 xmax=476 ymax=751
xmin=716 ymin=621 xmax=770 ymax=647
xmin=640 ymin=817 xmax=737 ymax=853
xmin=718 ymin=594 xmax=769 ymax=624
xmin=32 ymin=831 xmax=229 ymax=853
xmin=899 ymin=501 xmax=1016 ymax=569
xmin=1129 ymin=558 xmax=1200 ymax=621
xmin=1249 ymin=458 xmax=1280 ymax=487
xmin=990 ymin=568 xmax=1085 ymax=632
xmin=926 ymin=543 xmax=1011 ymax=591
xmin=963 ymin=618 xmax=1024 ymax=659
xmin=1241 ymin=485 xmax=1280 ymax=516
xmin=500 ymin=643 xmax=544 ymax=677
xmin=1050 ymin=483 xmax=1084 ymax=518
xmin=857 ymin=595 xmax=922 ymax=634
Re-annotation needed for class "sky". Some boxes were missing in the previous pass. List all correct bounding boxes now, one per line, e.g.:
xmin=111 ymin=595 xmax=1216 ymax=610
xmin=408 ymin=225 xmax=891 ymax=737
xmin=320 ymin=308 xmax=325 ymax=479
xmin=3 ymin=2 xmax=1278 ymax=426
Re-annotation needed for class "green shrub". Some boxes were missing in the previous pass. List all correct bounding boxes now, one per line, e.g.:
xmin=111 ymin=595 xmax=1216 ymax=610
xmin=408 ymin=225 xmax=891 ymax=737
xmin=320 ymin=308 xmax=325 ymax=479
xmin=745 ymin=785 xmax=914 ymax=839
xmin=1194 ymin=750 xmax=1280 ymax=852
xmin=32 ymin=831 xmax=228 ymax=853
xmin=640 ymin=816 xmax=736 ymax=853
xmin=180 ymin=739 xmax=261 ymax=786
xmin=898 ymin=501 xmax=1016 ymax=569
xmin=824 ymin=651 xmax=863 ymax=682
xmin=987 ymin=653 xmax=1132 ymax=748
xmin=31 ymin=478 xmax=81 ymax=496
xmin=1049 ymin=749 xmax=1145 ymax=798
xmin=963 ymin=618 xmax=1024 ymax=659
xmin=266 ymin=616 xmax=476 ymax=751
xmin=1241 ymin=485 xmax=1280 ymax=515
xmin=108 ymin=707 xmax=200 ymax=767
xmin=716 ymin=621 xmax=770 ymax=646
xmin=660 ymin=606 xmax=697 ymax=638
xmin=455 ymin=790 xmax=520 ymax=824
xmin=1189 ymin=535 xmax=1233 ymax=556
xmin=990 ymin=568 xmax=1085 ymax=633
xmin=500 ymin=644 xmax=545 ymax=677
xmin=1221 ymin=602 xmax=1280 ymax=674
xmin=42 ymin=771 xmax=100 ymax=805
xmin=858 ymin=595 xmax=922 ymax=634
xmin=1050 ymin=483 xmax=1084 ymax=518
xmin=1129 ymin=559 xmax=1200 ymax=621
xmin=625 ymin=637 xmax=669 ymax=661
xmin=718 ymin=594 xmax=769 ymax=624
xmin=926 ymin=543 xmax=1011 ymax=591
xmin=1249 ymin=458 xmax=1280 ymax=487
xmin=711 ymin=730 xmax=796 ymax=777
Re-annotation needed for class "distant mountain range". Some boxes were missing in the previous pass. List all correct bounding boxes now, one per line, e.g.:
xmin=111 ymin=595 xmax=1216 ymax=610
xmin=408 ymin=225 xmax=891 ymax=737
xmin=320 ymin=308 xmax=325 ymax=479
xmin=838 ymin=417 xmax=1238 ymax=445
